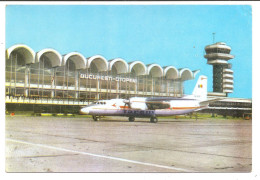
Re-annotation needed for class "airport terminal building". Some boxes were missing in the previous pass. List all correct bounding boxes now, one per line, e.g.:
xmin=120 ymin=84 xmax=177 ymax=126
xmin=5 ymin=44 xmax=200 ymax=113
xmin=5 ymin=43 xmax=252 ymax=116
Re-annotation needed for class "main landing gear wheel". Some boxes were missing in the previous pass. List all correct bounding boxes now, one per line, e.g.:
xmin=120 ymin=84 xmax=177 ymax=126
xmin=93 ymin=115 xmax=100 ymax=121
xmin=129 ymin=117 xmax=135 ymax=122
xmin=150 ymin=117 xmax=158 ymax=123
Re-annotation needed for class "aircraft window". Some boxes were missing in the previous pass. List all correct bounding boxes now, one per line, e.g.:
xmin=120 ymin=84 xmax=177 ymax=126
xmin=146 ymin=103 xmax=170 ymax=110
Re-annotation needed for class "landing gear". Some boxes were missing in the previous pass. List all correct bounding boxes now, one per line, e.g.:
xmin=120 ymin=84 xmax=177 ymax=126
xmin=150 ymin=116 xmax=158 ymax=123
xmin=93 ymin=115 xmax=100 ymax=121
xmin=129 ymin=117 xmax=135 ymax=122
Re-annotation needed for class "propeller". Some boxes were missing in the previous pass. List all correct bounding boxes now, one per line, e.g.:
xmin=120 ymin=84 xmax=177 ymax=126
xmin=123 ymin=98 xmax=131 ymax=109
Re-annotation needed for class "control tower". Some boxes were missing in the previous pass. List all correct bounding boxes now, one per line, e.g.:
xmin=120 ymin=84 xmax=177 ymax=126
xmin=204 ymin=42 xmax=234 ymax=96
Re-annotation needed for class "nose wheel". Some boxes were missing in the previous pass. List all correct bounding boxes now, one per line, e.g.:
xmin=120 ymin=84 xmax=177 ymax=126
xmin=93 ymin=115 xmax=100 ymax=121
xmin=150 ymin=117 xmax=158 ymax=123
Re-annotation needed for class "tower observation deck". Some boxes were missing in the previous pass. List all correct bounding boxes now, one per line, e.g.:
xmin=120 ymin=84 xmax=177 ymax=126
xmin=204 ymin=42 xmax=234 ymax=96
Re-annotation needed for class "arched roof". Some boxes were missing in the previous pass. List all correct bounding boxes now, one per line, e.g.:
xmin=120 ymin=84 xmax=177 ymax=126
xmin=129 ymin=61 xmax=147 ymax=76
xmin=6 ymin=44 xmax=35 ymax=64
xmin=87 ymin=55 xmax=108 ymax=72
xmin=163 ymin=66 xmax=179 ymax=79
xmin=108 ymin=58 xmax=129 ymax=74
xmin=63 ymin=52 xmax=86 ymax=70
xmin=5 ymin=44 xmax=200 ymax=81
xmin=179 ymin=68 xmax=193 ymax=80
xmin=36 ymin=48 xmax=62 ymax=67
xmin=192 ymin=70 xmax=200 ymax=79
xmin=147 ymin=64 xmax=163 ymax=77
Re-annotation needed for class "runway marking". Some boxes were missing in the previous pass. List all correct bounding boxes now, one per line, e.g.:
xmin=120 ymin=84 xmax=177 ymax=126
xmin=6 ymin=138 xmax=195 ymax=172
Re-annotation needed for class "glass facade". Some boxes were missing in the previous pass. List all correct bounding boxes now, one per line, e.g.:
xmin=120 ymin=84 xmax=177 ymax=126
xmin=5 ymin=44 xmax=197 ymax=106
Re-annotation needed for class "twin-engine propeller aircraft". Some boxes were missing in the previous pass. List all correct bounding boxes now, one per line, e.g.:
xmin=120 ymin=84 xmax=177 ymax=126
xmin=80 ymin=75 xmax=221 ymax=123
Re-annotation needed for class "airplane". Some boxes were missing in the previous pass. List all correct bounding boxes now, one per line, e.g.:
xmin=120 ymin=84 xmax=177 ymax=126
xmin=79 ymin=75 xmax=221 ymax=123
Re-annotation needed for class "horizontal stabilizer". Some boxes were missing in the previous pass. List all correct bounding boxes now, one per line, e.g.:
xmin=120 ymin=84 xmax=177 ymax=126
xmin=199 ymin=98 xmax=224 ymax=106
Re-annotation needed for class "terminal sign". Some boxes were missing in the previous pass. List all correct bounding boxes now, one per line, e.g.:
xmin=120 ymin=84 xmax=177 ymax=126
xmin=80 ymin=74 xmax=137 ymax=83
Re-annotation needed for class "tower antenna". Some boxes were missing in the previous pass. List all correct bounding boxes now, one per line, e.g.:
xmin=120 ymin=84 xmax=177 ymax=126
xmin=212 ymin=32 xmax=216 ymax=43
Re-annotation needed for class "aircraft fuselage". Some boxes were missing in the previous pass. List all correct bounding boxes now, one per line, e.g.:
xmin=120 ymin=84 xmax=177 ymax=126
xmin=79 ymin=75 xmax=212 ymax=123
xmin=79 ymin=98 xmax=203 ymax=117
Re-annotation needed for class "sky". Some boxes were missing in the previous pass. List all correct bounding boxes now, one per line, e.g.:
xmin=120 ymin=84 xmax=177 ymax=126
xmin=5 ymin=5 xmax=252 ymax=98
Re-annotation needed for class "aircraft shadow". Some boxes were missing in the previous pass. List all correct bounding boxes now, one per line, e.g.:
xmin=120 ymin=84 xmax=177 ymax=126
xmin=95 ymin=119 xmax=194 ymax=123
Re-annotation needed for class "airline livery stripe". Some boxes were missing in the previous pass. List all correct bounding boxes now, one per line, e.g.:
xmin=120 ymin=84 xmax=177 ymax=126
xmin=119 ymin=106 xmax=129 ymax=108
xmin=91 ymin=107 xmax=200 ymax=110
xmin=171 ymin=107 xmax=198 ymax=110
xmin=6 ymin=138 xmax=195 ymax=172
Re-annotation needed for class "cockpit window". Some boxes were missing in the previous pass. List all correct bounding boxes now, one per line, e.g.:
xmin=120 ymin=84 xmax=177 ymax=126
xmin=98 ymin=102 xmax=106 ymax=105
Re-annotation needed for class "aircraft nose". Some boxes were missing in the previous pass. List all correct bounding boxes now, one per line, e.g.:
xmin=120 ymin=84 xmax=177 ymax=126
xmin=80 ymin=108 xmax=89 ymax=115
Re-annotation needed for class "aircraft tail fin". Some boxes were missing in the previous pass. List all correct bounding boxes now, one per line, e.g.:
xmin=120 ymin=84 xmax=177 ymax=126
xmin=192 ymin=75 xmax=208 ymax=101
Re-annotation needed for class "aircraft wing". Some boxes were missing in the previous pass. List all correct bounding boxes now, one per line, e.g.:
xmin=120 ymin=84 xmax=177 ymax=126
xmin=199 ymin=98 xmax=224 ymax=106
xmin=146 ymin=97 xmax=195 ymax=102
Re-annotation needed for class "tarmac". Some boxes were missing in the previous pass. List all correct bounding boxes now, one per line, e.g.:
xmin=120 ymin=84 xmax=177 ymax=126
xmin=5 ymin=116 xmax=252 ymax=172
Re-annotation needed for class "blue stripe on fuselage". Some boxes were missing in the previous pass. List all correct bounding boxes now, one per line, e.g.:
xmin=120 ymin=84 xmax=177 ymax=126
xmin=88 ymin=108 xmax=200 ymax=117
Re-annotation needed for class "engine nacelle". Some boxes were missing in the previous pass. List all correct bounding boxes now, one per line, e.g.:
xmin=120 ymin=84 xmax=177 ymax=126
xmin=129 ymin=97 xmax=147 ymax=110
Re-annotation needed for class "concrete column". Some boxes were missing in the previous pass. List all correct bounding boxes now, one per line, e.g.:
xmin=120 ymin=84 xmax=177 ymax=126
xmin=135 ymin=77 xmax=138 ymax=94
xmin=116 ymin=81 xmax=119 ymax=99
xmin=181 ymin=81 xmax=184 ymax=96
xmin=51 ymin=68 xmax=55 ymax=98
xmin=75 ymin=70 xmax=79 ymax=99
xmin=151 ymin=78 xmax=154 ymax=95
xmin=166 ymin=80 xmax=169 ymax=96
xmin=24 ymin=65 xmax=30 ymax=97
xmin=159 ymin=78 xmax=162 ymax=96
xmin=96 ymin=75 xmax=100 ymax=100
